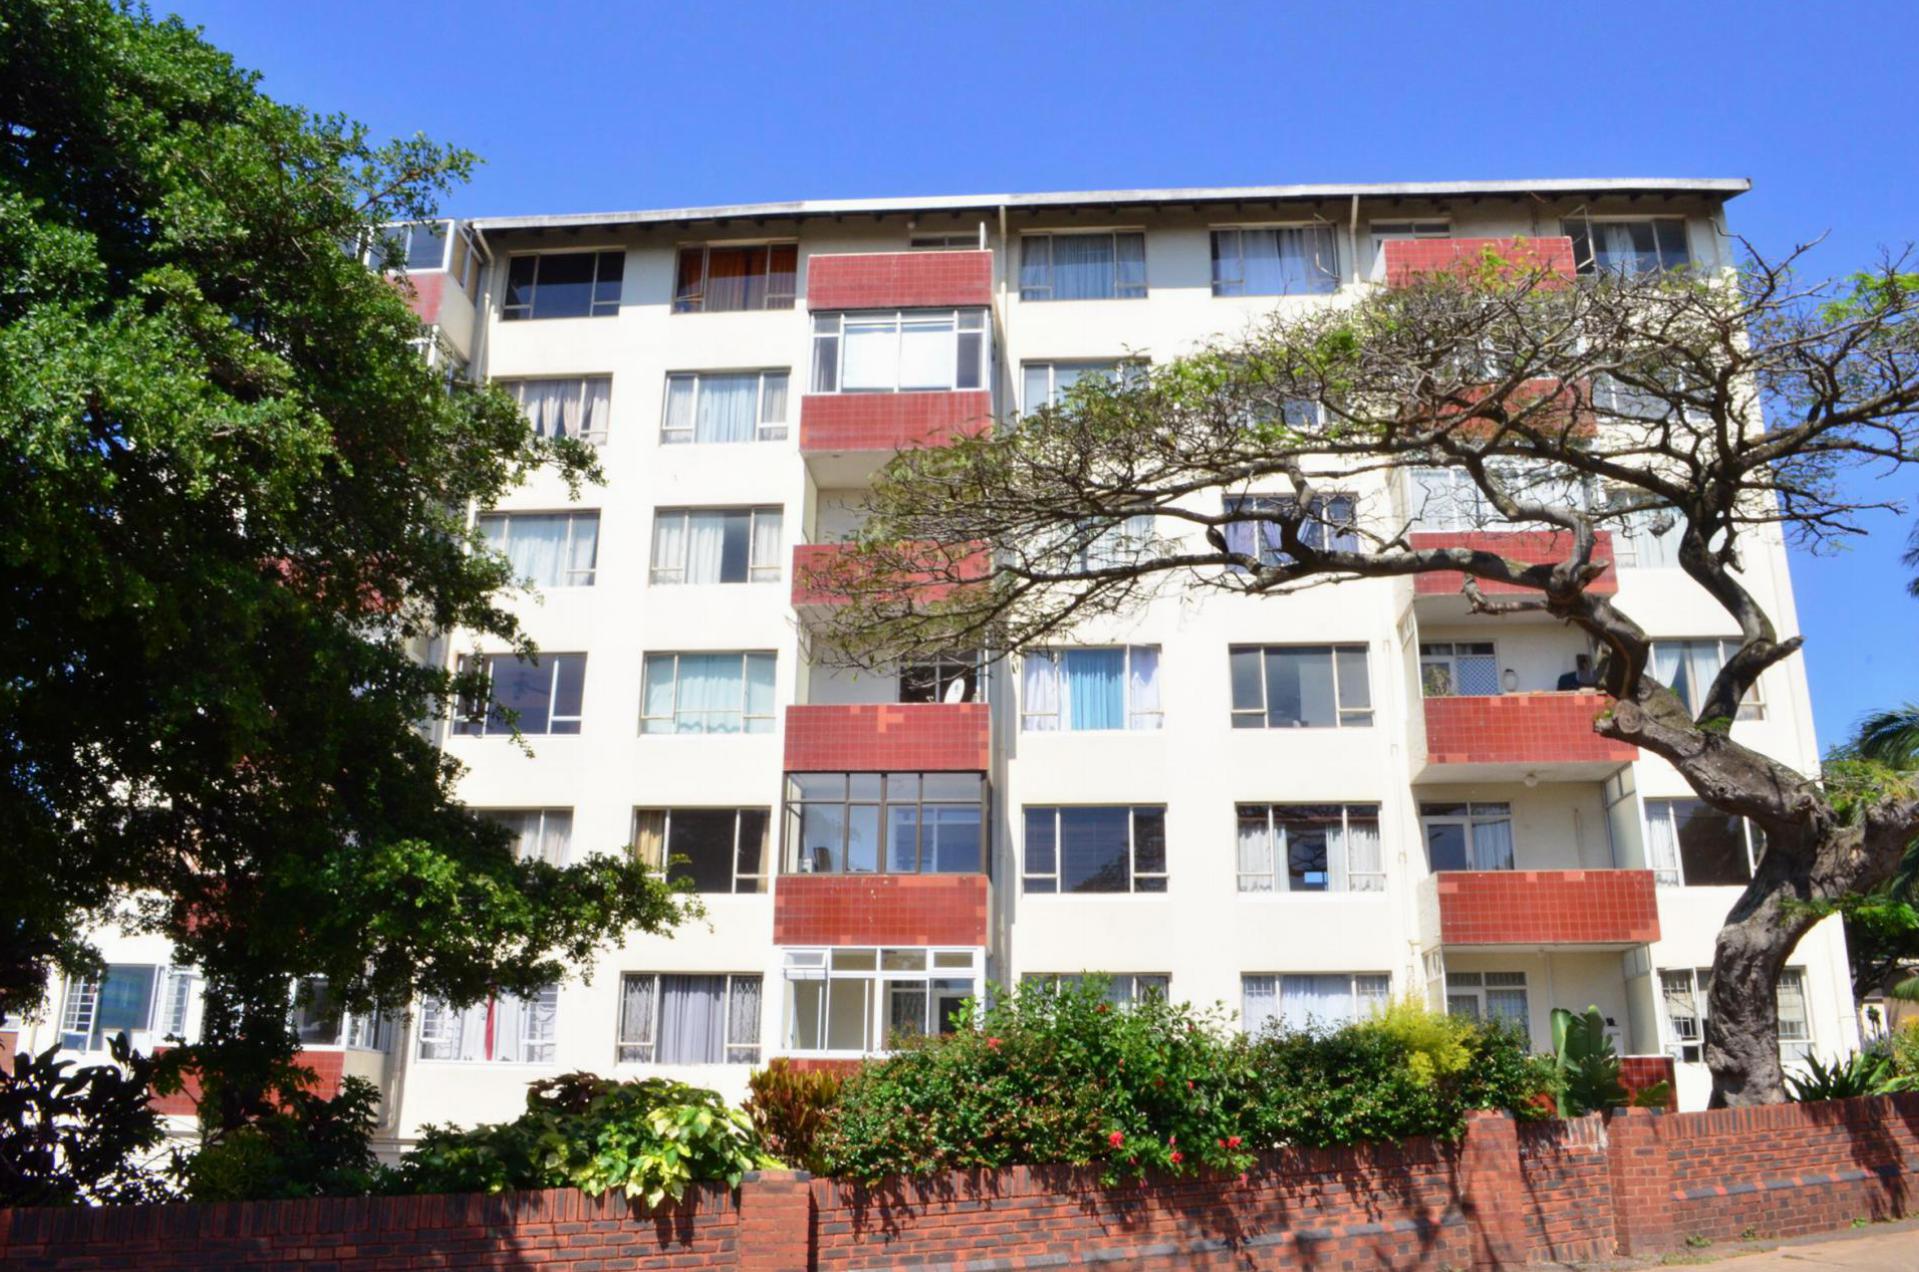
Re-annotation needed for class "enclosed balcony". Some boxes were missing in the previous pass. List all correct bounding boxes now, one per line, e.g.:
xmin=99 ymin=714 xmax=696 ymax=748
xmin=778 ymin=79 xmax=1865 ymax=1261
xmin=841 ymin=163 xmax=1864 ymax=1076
xmin=1410 ymin=529 xmax=1619 ymax=620
xmin=806 ymin=249 xmax=994 ymax=311
xmin=1418 ymin=868 xmax=1660 ymax=950
xmin=1375 ymin=235 xmax=1577 ymax=287
xmin=799 ymin=391 xmax=993 ymax=484
xmin=792 ymin=540 xmax=989 ymax=627
xmin=784 ymin=702 xmax=989 ymax=772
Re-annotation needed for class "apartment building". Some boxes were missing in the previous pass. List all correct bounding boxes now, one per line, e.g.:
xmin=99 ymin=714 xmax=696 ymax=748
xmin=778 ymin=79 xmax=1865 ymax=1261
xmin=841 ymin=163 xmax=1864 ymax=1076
xmin=21 ymin=178 xmax=1858 ymax=1140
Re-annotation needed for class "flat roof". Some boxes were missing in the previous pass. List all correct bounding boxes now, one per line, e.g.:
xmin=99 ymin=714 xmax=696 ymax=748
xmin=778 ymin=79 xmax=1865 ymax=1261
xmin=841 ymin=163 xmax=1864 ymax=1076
xmin=469 ymin=178 xmax=1750 ymax=234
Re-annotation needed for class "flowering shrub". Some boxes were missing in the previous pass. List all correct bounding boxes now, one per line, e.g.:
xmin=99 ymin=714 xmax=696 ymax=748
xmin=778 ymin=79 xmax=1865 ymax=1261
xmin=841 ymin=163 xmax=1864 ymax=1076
xmin=819 ymin=981 xmax=1554 ymax=1183
xmin=744 ymin=1059 xmax=843 ymax=1174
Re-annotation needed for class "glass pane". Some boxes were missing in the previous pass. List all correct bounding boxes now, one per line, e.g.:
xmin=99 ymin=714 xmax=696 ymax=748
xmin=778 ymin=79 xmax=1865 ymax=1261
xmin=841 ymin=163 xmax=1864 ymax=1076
xmin=1023 ymin=807 xmax=1057 ymax=885
xmin=1674 ymin=799 xmax=1754 ymax=885
xmin=404 ymin=221 xmax=448 ymax=270
xmin=736 ymin=810 xmax=768 ymax=887
xmin=667 ymin=808 xmax=738 ymax=893
xmin=847 ymin=805 xmax=881 ymax=873
xmin=881 ymin=949 xmax=926 ymax=970
xmin=529 ymin=252 xmax=595 ymax=319
xmin=1059 ymin=807 xmax=1131 ymax=893
xmin=1133 ymin=809 xmax=1166 ymax=875
xmin=1426 ymin=823 xmax=1470 ymax=872
xmin=1229 ymin=648 xmax=1263 ymax=716
xmin=929 ymin=804 xmax=982 ymax=873
xmin=551 ymin=655 xmax=584 ymax=731
xmin=490 ymin=657 xmax=552 ymax=734
xmin=824 ymin=979 xmax=871 ymax=1051
xmin=1263 ymin=648 xmax=1335 ymax=727
xmin=797 ymin=804 xmax=844 ymax=874
xmin=1336 ymin=647 xmax=1371 ymax=711
xmin=887 ymin=804 xmax=920 ymax=872
xmin=922 ymin=773 xmax=980 ymax=801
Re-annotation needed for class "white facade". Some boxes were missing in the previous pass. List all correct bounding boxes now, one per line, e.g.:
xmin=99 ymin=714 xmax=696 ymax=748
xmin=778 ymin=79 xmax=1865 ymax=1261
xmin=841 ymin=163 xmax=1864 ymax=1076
xmin=15 ymin=181 xmax=1858 ymax=1141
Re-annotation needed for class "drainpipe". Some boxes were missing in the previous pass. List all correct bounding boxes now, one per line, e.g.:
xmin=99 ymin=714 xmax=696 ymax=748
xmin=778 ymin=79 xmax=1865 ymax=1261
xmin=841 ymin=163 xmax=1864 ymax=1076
xmin=1348 ymin=194 xmax=1361 ymax=285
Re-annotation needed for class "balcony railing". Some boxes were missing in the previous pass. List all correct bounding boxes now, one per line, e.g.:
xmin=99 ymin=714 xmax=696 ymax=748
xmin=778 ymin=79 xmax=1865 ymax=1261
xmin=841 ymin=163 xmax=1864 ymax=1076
xmin=1410 ymin=529 xmax=1619 ymax=599
xmin=1375 ymin=236 xmax=1577 ymax=287
xmin=774 ymin=874 xmax=989 ymax=947
xmin=1419 ymin=869 xmax=1660 ymax=949
xmin=1419 ymin=690 xmax=1637 ymax=780
xmin=784 ymin=702 xmax=990 ymax=772
xmin=807 ymin=249 xmax=994 ymax=311
xmin=792 ymin=541 xmax=989 ymax=623
xmin=799 ymin=390 xmax=992 ymax=474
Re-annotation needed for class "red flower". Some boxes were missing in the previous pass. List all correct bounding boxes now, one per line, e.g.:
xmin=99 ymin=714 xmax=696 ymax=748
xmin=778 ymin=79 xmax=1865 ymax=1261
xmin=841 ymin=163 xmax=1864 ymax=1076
xmin=1226 ymin=1136 xmax=1242 ymax=1149
xmin=1170 ymin=1150 xmax=1184 ymax=1164
xmin=1108 ymin=1130 xmax=1125 ymax=1148
xmin=1168 ymin=1135 xmax=1176 ymax=1144
xmin=986 ymin=1036 xmax=1002 ymax=1051
xmin=1186 ymin=1079 xmax=1195 ymax=1090
xmin=1238 ymin=1172 xmax=1250 ymax=1187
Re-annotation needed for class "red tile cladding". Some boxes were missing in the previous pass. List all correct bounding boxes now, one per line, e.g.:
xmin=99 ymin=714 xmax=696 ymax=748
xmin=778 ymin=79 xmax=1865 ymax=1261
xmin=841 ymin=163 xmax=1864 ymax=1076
xmin=1424 ymin=691 xmax=1638 ymax=766
xmin=807 ymin=250 xmax=993 ymax=310
xmin=399 ymin=269 xmax=446 ymax=325
xmin=1434 ymin=869 xmax=1660 ymax=945
xmin=792 ymin=541 xmax=989 ymax=610
xmin=1382 ymin=235 xmax=1577 ymax=287
xmin=799 ymin=390 xmax=992 ymax=454
xmin=1618 ymin=1054 xmax=1678 ymax=1109
xmin=149 ymin=1047 xmax=346 ymax=1117
xmin=784 ymin=703 xmax=989 ymax=772
xmin=774 ymin=874 xmax=989 ymax=946
xmin=1411 ymin=529 xmax=1619 ymax=597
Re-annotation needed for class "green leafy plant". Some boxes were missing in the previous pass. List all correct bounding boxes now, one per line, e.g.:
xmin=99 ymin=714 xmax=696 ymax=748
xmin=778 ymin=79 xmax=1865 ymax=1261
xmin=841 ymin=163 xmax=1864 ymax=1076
xmin=1550 ymin=1006 xmax=1670 ymax=1116
xmin=389 ymin=1074 xmax=774 ymax=1209
xmin=174 ymin=1076 xmax=384 ymax=1202
xmin=745 ymin=1059 xmax=844 ymax=1174
xmin=0 ymin=1036 xmax=171 ymax=1206
xmin=1784 ymin=1051 xmax=1903 ymax=1102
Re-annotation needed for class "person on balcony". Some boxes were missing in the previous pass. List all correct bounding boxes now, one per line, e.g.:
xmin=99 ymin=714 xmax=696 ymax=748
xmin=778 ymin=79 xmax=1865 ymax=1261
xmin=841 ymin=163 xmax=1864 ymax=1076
xmin=1556 ymin=654 xmax=1600 ymax=691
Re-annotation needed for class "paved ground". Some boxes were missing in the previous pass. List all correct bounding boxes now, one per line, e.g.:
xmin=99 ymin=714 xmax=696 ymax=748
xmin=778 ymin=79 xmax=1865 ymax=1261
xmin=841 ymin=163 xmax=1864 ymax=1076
xmin=1569 ymin=1218 xmax=1919 ymax=1270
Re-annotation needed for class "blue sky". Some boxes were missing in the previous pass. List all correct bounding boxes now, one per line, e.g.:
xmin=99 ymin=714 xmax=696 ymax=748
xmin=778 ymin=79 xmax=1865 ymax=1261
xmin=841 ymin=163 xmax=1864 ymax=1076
xmin=167 ymin=0 xmax=1919 ymax=750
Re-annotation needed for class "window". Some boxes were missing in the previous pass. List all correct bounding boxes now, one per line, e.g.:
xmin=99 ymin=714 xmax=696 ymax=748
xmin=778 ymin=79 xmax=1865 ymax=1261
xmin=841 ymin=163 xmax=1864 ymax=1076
xmin=649 ymin=507 xmax=782 ymax=584
xmin=59 ymin=964 xmax=182 ymax=1051
xmin=1659 ymin=967 xmax=1810 ymax=1063
xmin=1650 ymin=639 xmax=1764 ymax=720
xmin=661 ymin=371 xmax=789 ymax=444
xmin=899 ymin=651 xmax=985 ymax=704
xmin=479 ymin=809 xmax=572 ymax=866
xmin=783 ymin=947 xmax=983 ymax=1054
xmin=365 ymin=220 xmax=453 ymax=273
xmin=1445 ymin=971 xmax=1530 ymax=1029
xmin=617 ymin=973 xmax=761 ymax=1064
xmin=416 ymin=988 xmax=559 ymax=1063
xmin=503 ymin=251 xmax=624 ymax=320
xmin=453 ymin=653 xmax=585 ymax=737
xmin=1020 ymin=646 xmax=1161 ymax=732
xmin=1409 ymin=464 xmax=1592 ymax=532
xmin=477 ymin=511 xmax=599 ymax=588
xmin=673 ymin=244 xmax=797 ymax=313
xmin=639 ymin=652 xmax=776 ymax=735
xmin=910 ymin=232 xmax=982 ymax=250
xmin=1021 ymin=361 xmax=1142 ymax=411
xmin=1241 ymin=973 xmax=1390 ymax=1033
xmin=1609 ymin=497 xmax=1683 ymax=570
xmin=1022 ymin=806 xmax=1166 ymax=894
xmin=1421 ymin=802 xmax=1515 ymax=872
xmin=632 ymin=808 xmax=769 ymax=893
xmin=809 ymin=310 xmax=987 ymax=393
xmin=1222 ymin=494 xmax=1359 ymax=565
xmin=1229 ymin=645 xmax=1372 ymax=729
xmin=1021 ymin=973 xmax=1169 ymax=1006
xmin=495 ymin=377 xmax=612 ymax=445
xmin=1236 ymin=804 xmax=1384 ymax=894
xmin=1419 ymin=641 xmax=1498 ymax=697
xmin=1643 ymin=798 xmax=1763 ymax=887
xmin=1369 ymin=220 xmax=1450 ymax=257
xmin=1041 ymin=515 xmax=1157 ymax=573
xmin=785 ymin=773 xmax=985 ymax=875
xmin=290 ymin=977 xmax=392 ymax=1051
xmin=1210 ymin=227 xmax=1339 ymax=296
xmin=1563 ymin=218 xmax=1690 ymax=276
xmin=1018 ymin=232 xmax=1146 ymax=301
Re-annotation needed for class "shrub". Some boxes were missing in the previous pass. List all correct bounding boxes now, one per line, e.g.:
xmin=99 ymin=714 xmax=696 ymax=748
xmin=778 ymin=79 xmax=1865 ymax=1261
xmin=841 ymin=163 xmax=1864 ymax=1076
xmin=1549 ymin=1005 xmax=1670 ymax=1115
xmin=1785 ymin=1051 xmax=1902 ymax=1102
xmin=0 ymin=1037 xmax=171 ymax=1206
xmin=389 ymin=1073 xmax=775 ymax=1209
xmin=176 ymin=1076 xmax=384 ymax=1202
xmin=746 ymin=1059 xmax=843 ymax=1174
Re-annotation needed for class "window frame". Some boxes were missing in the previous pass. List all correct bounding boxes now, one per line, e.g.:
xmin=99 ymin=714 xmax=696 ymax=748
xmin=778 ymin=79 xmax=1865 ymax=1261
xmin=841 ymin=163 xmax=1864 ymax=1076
xmin=1659 ymin=965 xmax=1811 ymax=1063
xmin=638 ymin=651 xmax=777 ymax=736
xmin=1017 ymin=231 xmax=1148 ymax=302
xmin=616 ymin=972 xmax=762 ymax=1065
xmin=1443 ymin=970 xmax=1531 ymax=1030
xmin=783 ymin=772 xmax=987 ymax=876
xmin=659 ymin=370 xmax=790 ymax=444
xmin=1209 ymin=224 xmax=1341 ymax=297
xmin=898 ymin=651 xmax=986 ymax=704
xmin=414 ymin=986 xmax=560 ymax=1064
xmin=1650 ymin=638 xmax=1765 ymax=720
xmin=1562 ymin=216 xmax=1691 ymax=277
xmin=1228 ymin=644 xmax=1374 ymax=730
xmin=1019 ymin=645 xmax=1162 ymax=732
xmin=1418 ymin=640 xmax=1499 ymax=698
xmin=1020 ymin=973 xmax=1169 ymax=1006
xmin=1240 ymin=972 xmax=1392 ymax=1034
xmin=493 ymin=376 xmax=613 ymax=445
xmin=1021 ymin=805 xmax=1168 ymax=895
xmin=781 ymin=946 xmax=984 ymax=1056
xmin=648 ymin=506 xmax=783 ymax=585
xmin=631 ymin=807 xmax=770 ymax=893
xmin=1019 ymin=359 xmax=1145 ymax=412
xmin=475 ymin=510 xmax=600 ymax=588
xmin=59 ymin=963 xmax=173 ymax=1052
xmin=501 ymin=250 xmax=625 ymax=321
xmin=671 ymin=242 xmax=799 ymax=314
xmin=1222 ymin=492 xmax=1360 ymax=565
xmin=808 ymin=309 xmax=987 ymax=394
xmin=477 ymin=808 xmax=574 ymax=867
xmin=1418 ymin=801 xmax=1516 ymax=872
xmin=1368 ymin=220 xmax=1451 ymax=258
xmin=1235 ymin=803 xmax=1385 ymax=894
xmin=1642 ymin=797 xmax=1764 ymax=887
xmin=453 ymin=652 xmax=586 ymax=737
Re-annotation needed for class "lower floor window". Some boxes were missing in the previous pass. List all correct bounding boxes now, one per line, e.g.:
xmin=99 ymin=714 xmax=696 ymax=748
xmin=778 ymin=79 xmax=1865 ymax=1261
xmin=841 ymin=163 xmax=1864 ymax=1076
xmin=60 ymin=964 xmax=198 ymax=1052
xmin=1236 ymin=803 xmax=1384 ymax=893
xmin=1021 ymin=973 xmax=1169 ymax=1006
xmin=1660 ymin=966 xmax=1811 ymax=1063
xmin=618 ymin=973 xmax=761 ymax=1064
xmin=1444 ymin=971 xmax=1529 ymax=1029
xmin=417 ymin=987 xmax=558 ymax=1063
xmin=783 ymin=947 xmax=983 ymax=1053
xmin=1241 ymin=972 xmax=1390 ymax=1034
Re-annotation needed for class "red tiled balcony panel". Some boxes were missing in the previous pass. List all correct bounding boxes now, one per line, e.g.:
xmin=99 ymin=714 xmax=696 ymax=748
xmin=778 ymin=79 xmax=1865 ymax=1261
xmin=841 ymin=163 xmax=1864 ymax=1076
xmin=1433 ymin=869 xmax=1660 ymax=946
xmin=807 ymin=250 xmax=993 ymax=310
xmin=775 ymin=873 xmax=988 ymax=946
xmin=799 ymin=390 xmax=993 ymax=455
xmin=1419 ymin=377 xmax=1598 ymax=439
xmin=1381 ymin=236 xmax=1576 ymax=288
xmin=398 ymin=269 xmax=447 ymax=325
xmin=1423 ymin=692 xmax=1637 ymax=768
xmin=1411 ymin=530 xmax=1618 ymax=597
xmin=792 ymin=541 xmax=989 ymax=611
xmin=1618 ymin=1055 xmax=1678 ymax=1109
xmin=149 ymin=1047 xmax=346 ymax=1116
xmin=784 ymin=703 xmax=989 ymax=772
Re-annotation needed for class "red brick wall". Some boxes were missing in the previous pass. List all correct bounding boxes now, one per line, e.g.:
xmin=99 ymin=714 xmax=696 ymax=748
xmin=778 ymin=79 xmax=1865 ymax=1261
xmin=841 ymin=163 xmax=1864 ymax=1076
xmin=1423 ymin=691 xmax=1639 ymax=767
xmin=774 ymin=874 xmax=989 ymax=946
xmin=1433 ymin=869 xmax=1660 ymax=946
xmin=1515 ymin=1117 xmax=1616 ymax=1263
xmin=1619 ymin=1055 xmax=1678 ymax=1110
xmin=149 ymin=1046 xmax=349 ymax=1117
xmin=1411 ymin=529 xmax=1619 ymax=597
xmin=806 ymin=250 xmax=993 ymax=310
xmin=1383 ymin=236 xmax=1576 ymax=287
xmin=798 ymin=389 xmax=992 ymax=454
xmin=783 ymin=703 xmax=989 ymax=771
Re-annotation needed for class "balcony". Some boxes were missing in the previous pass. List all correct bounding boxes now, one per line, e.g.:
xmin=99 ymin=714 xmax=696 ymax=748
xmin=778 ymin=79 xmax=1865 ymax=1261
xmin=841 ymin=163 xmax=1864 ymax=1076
xmin=1375 ymin=236 xmax=1577 ymax=288
xmin=1410 ymin=529 xmax=1618 ymax=618
xmin=784 ymin=702 xmax=990 ymax=772
xmin=799 ymin=390 xmax=992 ymax=484
xmin=792 ymin=541 xmax=989 ymax=627
xmin=150 ymin=1046 xmax=369 ymax=1117
xmin=1419 ymin=690 xmax=1637 ymax=782
xmin=774 ymin=874 xmax=989 ymax=947
xmin=1419 ymin=869 xmax=1660 ymax=950
xmin=807 ymin=249 xmax=993 ymax=311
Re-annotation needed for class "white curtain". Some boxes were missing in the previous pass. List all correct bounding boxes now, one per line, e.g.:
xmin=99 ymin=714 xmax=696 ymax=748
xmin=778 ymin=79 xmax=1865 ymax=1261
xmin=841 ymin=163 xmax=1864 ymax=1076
xmin=1279 ymin=974 xmax=1355 ymax=1031
xmin=505 ymin=516 xmax=567 ymax=587
xmin=1470 ymin=815 xmax=1515 ymax=870
xmin=642 ymin=656 xmax=677 ymax=730
xmin=683 ymin=512 xmax=728 ymax=584
xmin=749 ymin=511 xmax=782 ymax=578
xmin=1346 ymin=817 xmax=1384 ymax=892
xmin=727 ymin=977 xmax=762 ymax=1060
xmin=1237 ymin=811 xmax=1274 ymax=892
xmin=744 ymin=653 xmax=776 ymax=731
xmin=676 ymin=654 xmax=741 ymax=733
xmin=494 ymin=989 xmax=556 ymax=1063
xmin=1021 ymin=653 xmax=1061 ymax=730
xmin=651 ymin=513 xmax=688 ymax=582
xmin=663 ymin=376 xmax=698 ymax=440
xmin=1127 ymin=646 xmax=1162 ymax=729
xmin=898 ymin=317 xmax=954 ymax=389
xmin=1644 ymin=804 xmax=1682 ymax=886
xmin=1242 ymin=975 xmax=1278 ymax=1033
xmin=1651 ymin=642 xmax=1689 ymax=708
xmin=566 ymin=516 xmax=598 ymax=583
xmin=515 ymin=381 xmax=573 ymax=439
xmin=1051 ymin=234 xmax=1112 ymax=300
xmin=536 ymin=812 xmax=570 ymax=866
xmin=619 ymin=975 xmax=657 ymax=1060
xmin=696 ymin=374 xmax=759 ymax=443
xmin=759 ymin=374 xmax=788 ymax=436
xmin=579 ymin=377 xmax=611 ymax=440
xmin=841 ymin=318 xmax=896 ymax=390
xmin=658 ymin=975 xmax=726 ymax=1063
xmin=456 ymin=1000 xmax=489 ymax=1061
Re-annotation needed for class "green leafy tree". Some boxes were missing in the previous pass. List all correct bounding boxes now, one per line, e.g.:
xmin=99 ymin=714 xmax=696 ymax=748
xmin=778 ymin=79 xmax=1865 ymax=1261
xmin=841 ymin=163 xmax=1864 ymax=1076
xmin=0 ymin=0 xmax=691 ymax=1130
xmin=0 ymin=1036 xmax=171 ymax=1205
